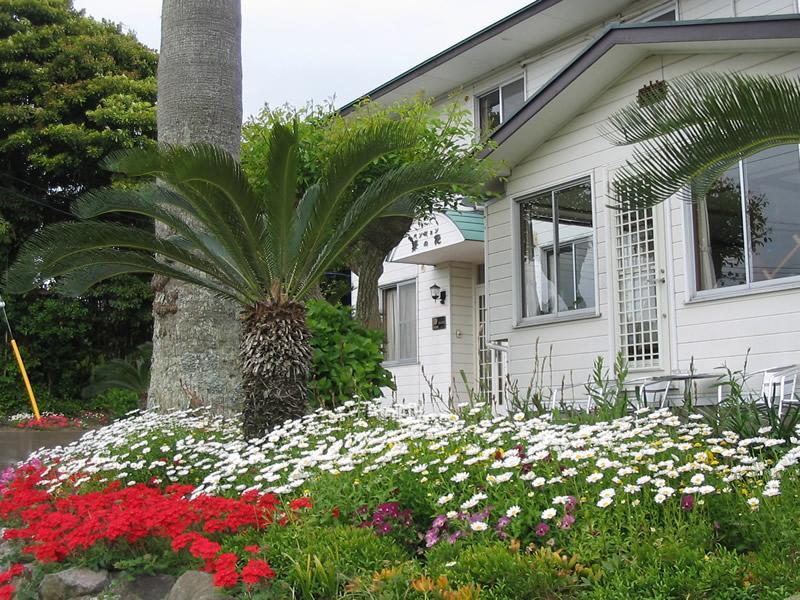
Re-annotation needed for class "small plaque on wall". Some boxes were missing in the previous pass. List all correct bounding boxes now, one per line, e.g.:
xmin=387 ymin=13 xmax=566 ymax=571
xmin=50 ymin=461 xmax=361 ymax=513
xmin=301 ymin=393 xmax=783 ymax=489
xmin=432 ymin=316 xmax=447 ymax=330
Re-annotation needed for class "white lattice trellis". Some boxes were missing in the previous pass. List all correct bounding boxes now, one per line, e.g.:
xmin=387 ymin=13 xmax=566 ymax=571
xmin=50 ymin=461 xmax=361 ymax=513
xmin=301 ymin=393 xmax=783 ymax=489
xmin=615 ymin=208 xmax=661 ymax=368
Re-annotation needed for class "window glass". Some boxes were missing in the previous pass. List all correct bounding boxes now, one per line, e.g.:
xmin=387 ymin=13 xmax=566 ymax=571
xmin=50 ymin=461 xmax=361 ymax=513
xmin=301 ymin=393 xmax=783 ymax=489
xmin=397 ymin=283 xmax=417 ymax=361
xmin=554 ymin=182 xmax=594 ymax=311
xmin=501 ymin=78 xmax=525 ymax=122
xmin=478 ymin=78 xmax=524 ymax=136
xmin=647 ymin=9 xmax=676 ymax=21
xmin=520 ymin=179 xmax=595 ymax=318
xmin=693 ymin=165 xmax=746 ymax=289
xmin=693 ymin=145 xmax=800 ymax=291
xmin=520 ymin=192 xmax=556 ymax=317
xmin=383 ymin=287 xmax=397 ymax=362
xmin=744 ymin=146 xmax=800 ymax=283
xmin=478 ymin=89 xmax=501 ymax=135
xmin=382 ymin=282 xmax=416 ymax=362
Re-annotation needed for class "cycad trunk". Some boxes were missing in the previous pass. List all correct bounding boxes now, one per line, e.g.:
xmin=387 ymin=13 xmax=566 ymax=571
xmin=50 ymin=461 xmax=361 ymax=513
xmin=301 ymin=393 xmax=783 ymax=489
xmin=241 ymin=300 xmax=312 ymax=437
xmin=151 ymin=0 xmax=244 ymax=414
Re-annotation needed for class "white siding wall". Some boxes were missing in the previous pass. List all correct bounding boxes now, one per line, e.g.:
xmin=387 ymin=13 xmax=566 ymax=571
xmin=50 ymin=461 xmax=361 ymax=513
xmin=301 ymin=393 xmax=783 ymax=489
xmin=679 ymin=0 xmax=797 ymax=18
xmin=488 ymin=50 xmax=800 ymax=394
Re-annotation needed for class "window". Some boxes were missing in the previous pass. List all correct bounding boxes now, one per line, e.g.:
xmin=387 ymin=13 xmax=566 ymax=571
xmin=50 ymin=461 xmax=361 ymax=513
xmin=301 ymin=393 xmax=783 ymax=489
xmin=477 ymin=78 xmax=524 ymax=136
xmin=382 ymin=281 xmax=417 ymax=362
xmin=692 ymin=145 xmax=800 ymax=292
xmin=519 ymin=178 xmax=595 ymax=319
xmin=646 ymin=9 xmax=676 ymax=21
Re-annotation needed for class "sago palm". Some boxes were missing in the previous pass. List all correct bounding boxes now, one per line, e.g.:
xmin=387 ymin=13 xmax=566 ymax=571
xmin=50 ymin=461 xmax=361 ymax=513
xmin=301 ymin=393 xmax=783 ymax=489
xmin=83 ymin=343 xmax=152 ymax=410
xmin=602 ymin=72 xmax=800 ymax=209
xmin=6 ymin=120 xmax=485 ymax=437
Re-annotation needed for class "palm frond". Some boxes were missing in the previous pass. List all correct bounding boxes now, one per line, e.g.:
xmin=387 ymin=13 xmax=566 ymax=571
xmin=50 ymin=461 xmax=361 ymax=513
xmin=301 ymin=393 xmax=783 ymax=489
xmin=288 ymin=120 xmax=420 ymax=287
xmin=602 ymin=72 xmax=800 ymax=209
xmin=294 ymin=159 xmax=485 ymax=298
xmin=260 ymin=122 xmax=300 ymax=283
xmin=106 ymin=144 xmax=268 ymax=287
xmin=4 ymin=222 xmax=252 ymax=302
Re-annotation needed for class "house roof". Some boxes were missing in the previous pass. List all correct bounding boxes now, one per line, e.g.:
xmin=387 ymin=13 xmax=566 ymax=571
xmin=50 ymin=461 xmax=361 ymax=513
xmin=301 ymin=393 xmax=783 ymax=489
xmin=444 ymin=209 xmax=484 ymax=242
xmin=339 ymin=0 xmax=635 ymax=113
xmin=481 ymin=15 xmax=800 ymax=166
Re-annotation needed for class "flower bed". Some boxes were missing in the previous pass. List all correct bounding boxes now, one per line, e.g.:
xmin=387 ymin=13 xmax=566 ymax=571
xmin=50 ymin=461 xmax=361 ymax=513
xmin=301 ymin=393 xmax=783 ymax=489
xmin=1 ymin=411 xmax=109 ymax=430
xmin=2 ymin=404 xmax=800 ymax=598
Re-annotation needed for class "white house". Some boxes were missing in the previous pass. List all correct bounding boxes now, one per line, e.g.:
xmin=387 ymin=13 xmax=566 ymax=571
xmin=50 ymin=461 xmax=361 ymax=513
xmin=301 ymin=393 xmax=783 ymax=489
xmin=347 ymin=0 xmax=800 ymax=411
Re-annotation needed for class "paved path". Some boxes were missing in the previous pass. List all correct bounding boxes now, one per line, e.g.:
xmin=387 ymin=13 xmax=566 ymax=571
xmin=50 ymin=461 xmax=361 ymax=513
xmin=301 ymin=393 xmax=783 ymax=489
xmin=0 ymin=428 xmax=88 ymax=470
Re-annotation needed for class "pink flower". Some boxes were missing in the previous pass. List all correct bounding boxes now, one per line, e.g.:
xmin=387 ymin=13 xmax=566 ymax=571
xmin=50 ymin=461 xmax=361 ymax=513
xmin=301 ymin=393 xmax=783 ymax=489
xmin=681 ymin=494 xmax=695 ymax=511
xmin=535 ymin=522 xmax=550 ymax=536
xmin=559 ymin=514 xmax=575 ymax=530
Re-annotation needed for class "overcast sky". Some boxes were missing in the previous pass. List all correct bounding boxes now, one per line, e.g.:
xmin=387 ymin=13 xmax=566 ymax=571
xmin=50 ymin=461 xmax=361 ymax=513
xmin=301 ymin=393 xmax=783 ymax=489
xmin=73 ymin=0 xmax=531 ymax=120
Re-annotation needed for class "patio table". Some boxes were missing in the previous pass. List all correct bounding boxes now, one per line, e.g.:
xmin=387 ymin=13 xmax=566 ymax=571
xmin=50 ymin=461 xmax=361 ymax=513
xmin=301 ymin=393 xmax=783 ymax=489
xmin=643 ymin=371 xmax=724 ymax=406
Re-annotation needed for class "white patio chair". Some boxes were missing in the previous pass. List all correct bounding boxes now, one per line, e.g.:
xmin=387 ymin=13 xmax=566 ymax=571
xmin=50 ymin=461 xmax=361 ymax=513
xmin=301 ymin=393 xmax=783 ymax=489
xmin=759 ymin=365 xmax=798 ymax=417
xmin=636 ymin=378 xmax=672 ymax=409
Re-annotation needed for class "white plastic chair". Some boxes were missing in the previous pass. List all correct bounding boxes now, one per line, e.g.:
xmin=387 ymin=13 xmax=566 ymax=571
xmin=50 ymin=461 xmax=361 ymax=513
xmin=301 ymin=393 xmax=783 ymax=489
xmin=636 ymin=378 xmax=672 ymax=409
xmin=759 ymin=365 xmax=798 ymax=417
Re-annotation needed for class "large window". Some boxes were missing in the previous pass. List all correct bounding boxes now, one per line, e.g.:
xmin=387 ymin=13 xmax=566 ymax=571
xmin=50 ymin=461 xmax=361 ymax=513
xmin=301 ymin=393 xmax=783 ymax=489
xmin=477 ymin=78 xmax=524 ymax=136
xmin=382 ymin=281 xmax=417 ymax=363
xmin=519 ymin=178 xmax=596 ymax=319
xmin=693 ymin=145 xmax=800 ymax=292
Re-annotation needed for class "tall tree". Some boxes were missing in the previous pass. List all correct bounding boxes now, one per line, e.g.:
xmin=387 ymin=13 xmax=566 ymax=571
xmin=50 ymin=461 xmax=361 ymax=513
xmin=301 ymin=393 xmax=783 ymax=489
xmin=602 ymin=72 xmax=800 ymax=209
xmin=241 ymin=99 xmax=491 ymax=329
xmin=151 ymin=0 xmax=244 ymax=412
xmin=0 ymin=0 xmax=156 ymax=412
xmin=6 ymin=122 xmax=486 ymax=436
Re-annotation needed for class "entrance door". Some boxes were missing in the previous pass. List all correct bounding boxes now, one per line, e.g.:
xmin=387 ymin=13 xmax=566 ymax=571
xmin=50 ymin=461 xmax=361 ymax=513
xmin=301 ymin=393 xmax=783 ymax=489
xmin=613 ymin=205 xmax=671 ymax=372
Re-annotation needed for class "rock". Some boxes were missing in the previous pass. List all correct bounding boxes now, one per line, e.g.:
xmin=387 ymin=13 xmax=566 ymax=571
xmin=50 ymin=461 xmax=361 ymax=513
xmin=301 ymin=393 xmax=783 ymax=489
xmin=39 ymin=567 xmax=110 ymax=600
xmin=0 ymin=540 xmax=14 ymax=567
xmin=115 ymin=573 xmax=176 ymax=600
xmin=165 ymin=571 xmax=232 ymax=600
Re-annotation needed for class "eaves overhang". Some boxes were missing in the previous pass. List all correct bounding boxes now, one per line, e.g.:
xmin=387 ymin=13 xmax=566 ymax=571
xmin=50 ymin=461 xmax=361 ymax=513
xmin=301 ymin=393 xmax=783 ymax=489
xmin=338 ymin=0 xmax=635 ymax=114
xmin=480 ymin=15 xmax=800 ymax=167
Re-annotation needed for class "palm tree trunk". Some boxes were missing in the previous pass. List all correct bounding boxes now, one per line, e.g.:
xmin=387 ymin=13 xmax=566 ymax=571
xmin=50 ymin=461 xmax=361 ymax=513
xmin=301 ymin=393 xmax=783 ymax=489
xmin=240 ymin=300 xmax=312 ymax=437
xmin=150 ymin=0 xmax=244 ymax=414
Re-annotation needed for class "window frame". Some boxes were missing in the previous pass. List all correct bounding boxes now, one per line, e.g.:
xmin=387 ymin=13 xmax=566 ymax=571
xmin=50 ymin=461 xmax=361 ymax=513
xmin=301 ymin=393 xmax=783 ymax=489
xmin=685 ymin=144 xmax=800 ymax=303
xmin=474 ymin=75 xmax=526 ymax=137
xmin=380 ymin=279 xmax=418 ymax=366
xmin=512 ymin=173 xmax=601 ymax=328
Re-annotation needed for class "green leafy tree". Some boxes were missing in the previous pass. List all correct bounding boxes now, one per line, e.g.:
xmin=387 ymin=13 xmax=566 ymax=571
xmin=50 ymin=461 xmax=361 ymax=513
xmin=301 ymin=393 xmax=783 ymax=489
xmin=602 ymin=72 xmax=800 ymax=209
xmin=6 ymin=121 xmax=486 ymax=437
xmin=242 ymin=97 xmax=492 ymax=328
xmin=0 ymin=0 xmax=157 ymax=410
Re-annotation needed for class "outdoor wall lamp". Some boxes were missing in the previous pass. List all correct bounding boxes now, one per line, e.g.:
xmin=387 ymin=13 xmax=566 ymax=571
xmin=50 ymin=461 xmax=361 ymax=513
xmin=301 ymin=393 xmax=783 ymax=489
xmin=429 ymin=283 xmax=447 ymax=305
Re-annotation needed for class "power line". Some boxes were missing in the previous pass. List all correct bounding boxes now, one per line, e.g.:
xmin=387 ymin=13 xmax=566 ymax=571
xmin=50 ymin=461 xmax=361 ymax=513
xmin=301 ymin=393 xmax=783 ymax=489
xmin=0 ymin=186 xmax=75 ymax=218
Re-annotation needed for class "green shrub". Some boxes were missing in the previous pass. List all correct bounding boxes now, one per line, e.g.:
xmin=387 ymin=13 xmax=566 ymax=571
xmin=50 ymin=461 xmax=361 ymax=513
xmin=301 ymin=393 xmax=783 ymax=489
xmin=306 ymin=300 xmax=394 ymax=409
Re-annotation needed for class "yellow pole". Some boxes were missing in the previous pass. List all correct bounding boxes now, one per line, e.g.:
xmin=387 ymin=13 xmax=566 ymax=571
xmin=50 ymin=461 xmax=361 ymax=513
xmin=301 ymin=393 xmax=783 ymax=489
xmin=10 ymin=339 xmax=41 ymax=421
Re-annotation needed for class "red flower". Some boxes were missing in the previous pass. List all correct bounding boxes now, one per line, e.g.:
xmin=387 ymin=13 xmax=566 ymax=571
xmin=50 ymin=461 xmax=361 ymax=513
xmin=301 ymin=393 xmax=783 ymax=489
xmin=241 ymin=558 xmax=275 ymax=585
xmin=210 ymin=553 xmax=239 ymax=588
xmin=331 ymin=507 xmax=341 ymax=519
xmin=244 ymin=545 xmax=260 ymax=553
xmin=0 ymin=584 xmax=15 ymax=600
xmin=289 ymin=497 xmax=312 ymax=511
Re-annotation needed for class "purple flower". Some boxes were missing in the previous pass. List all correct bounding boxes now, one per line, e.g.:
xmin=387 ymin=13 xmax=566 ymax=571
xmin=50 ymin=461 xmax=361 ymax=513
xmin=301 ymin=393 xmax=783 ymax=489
xmin=374 ymin=521 xmax=393 ymax=535
xmin=425 ymin=529 xmax=440 ymax=548
xmin=559 ymin=514 xmax=575 ymax=530
xmin=496 ymin=516 xmax=511 ymax=530
xmin=681 ymin=494 xmax=695 ymax=512
xmin=431 ymin=514 xmax=448 ymax=529
xmin=447 ymin=531 xmax=464 ymax=544
xmin=565 ymin=496 xmax=577 ymax=513
xmin=535 ymin=522 xmax=550 ymax=537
